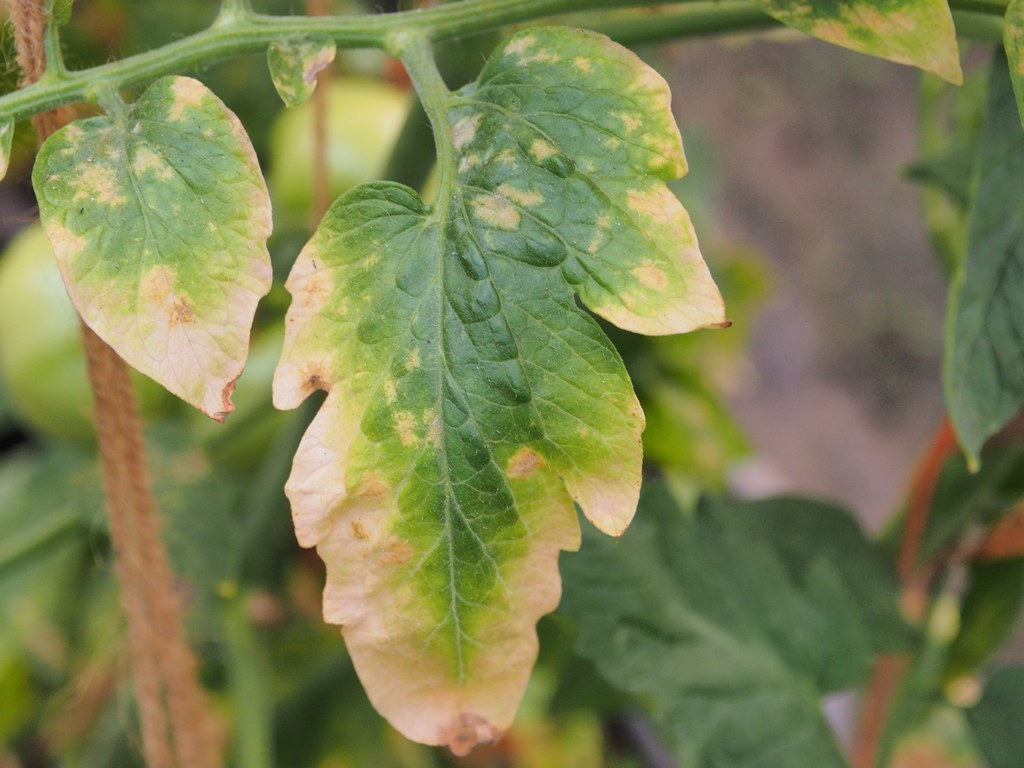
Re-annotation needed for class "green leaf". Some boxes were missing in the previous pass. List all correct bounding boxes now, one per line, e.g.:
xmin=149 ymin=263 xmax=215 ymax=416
xmin=267 ymin=35 xmax=336 ymax=108
xmin=752 ymin=0 xmax=961 ymax=83
xmin=724 ymin=496 xmax=910 ymax=654
xmin=0 ymin=120 xmax=12 ymax=182
xmin=32 ymin=76 xmax=272 ymax=420
xmin=967 ymin=666 xmax=1024 ymax=768
xmin=1005 ymin=0 xmax=1024 ymax=128
xmin=273 ymin=27 xmax=725 ymax=752
xmin=918 ymin=447 xmax=1024 ymax=559
xmin=944 ymin=559 xmax=1024 ymax=683
xmin=559 ymin=485 xmax=865 ymax=767
xmin=945 ymin=55 xmax=1024 ymax=466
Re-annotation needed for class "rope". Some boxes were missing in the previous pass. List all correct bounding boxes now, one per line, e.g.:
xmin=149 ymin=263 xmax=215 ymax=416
xmin=8 ymin=2 xmax=219 ymax=765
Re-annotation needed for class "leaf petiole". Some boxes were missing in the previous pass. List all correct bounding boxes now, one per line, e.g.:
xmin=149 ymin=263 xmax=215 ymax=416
xmin=392 ymin=32 xmax=455 ymax=217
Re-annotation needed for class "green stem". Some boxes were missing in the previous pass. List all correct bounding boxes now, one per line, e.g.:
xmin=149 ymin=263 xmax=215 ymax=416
xmin=43 ymin=18 xmax=67 ymax=78
xmin=0 ymin=0 xmax=683 ymax=124
xmin=393 ymin=31 xmax=455 ymax=216
xmin=225 ymin=596 xmax=274 ymax=768
xmin=952 ymin=9 xmax=1007 ymax=41
xmin=0 ymin=0 xmax=1011 ymax=124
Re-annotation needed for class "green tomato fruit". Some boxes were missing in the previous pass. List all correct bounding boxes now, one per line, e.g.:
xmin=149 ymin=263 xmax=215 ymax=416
xmin=0 ymin=224 xmax=171 ymax=444
xmin=267 ymin=77 xmax=410 ymax=223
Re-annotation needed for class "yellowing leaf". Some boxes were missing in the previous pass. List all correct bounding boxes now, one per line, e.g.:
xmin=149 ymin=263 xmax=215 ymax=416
xmin=274 ymin=27 xmax=725 ymax=753
xmin=753 ymin=0 xmax=962 ymax=84
xmin=268 ymin=35 xmax=337 ymax=108
xmin=32 ymin=77 xmax=272 ymax=420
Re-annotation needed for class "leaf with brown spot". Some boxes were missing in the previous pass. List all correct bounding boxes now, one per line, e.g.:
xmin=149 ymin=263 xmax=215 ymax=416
xmin=273 ymin=26 xmax=724 ymax=752
xmin=33 ymin=76 xmax=272 ymax=419
xmin=753 ymin=0 xmax=962 ymax=83
xmin=268 ymin=35 xmax=337 ymax=108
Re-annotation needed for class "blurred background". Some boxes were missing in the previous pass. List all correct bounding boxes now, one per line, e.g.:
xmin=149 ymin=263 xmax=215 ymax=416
xmin=0 ymin=1 xmax=1015 ymax=766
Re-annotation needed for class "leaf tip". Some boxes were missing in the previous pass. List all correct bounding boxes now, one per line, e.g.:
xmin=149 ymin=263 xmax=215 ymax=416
xmin=440 ymin=713 xmax=501 ymax=757
xmin=208 ymin=378 xmax=238 ymax=423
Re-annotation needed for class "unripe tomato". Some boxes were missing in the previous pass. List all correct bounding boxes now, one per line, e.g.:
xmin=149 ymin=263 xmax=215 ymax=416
xmin=267 ymin=77 xmax=410 ymax=223
xmin=0 ymin=224 xmax=171 ymax=444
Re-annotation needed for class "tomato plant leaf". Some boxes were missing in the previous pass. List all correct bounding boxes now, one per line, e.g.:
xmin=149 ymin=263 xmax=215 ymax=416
xmin=268 ymin=35 xmax=337 ymax=108
xmin=0 ymin=120 xmax=12 ymax=182
xmin=723 ymin=496 xmax=910 ymax=654
xmin=1006 ymin=0 xmax=1024 ymax=129
xmin=32 ymin=76 xmax=273 ymax=420
xmin=945 ymin=55 xmax=1024 ymax=466
xmin=967 ymin=666 xmax=1024 ymax=768
xmin=273 ymin=26 xmax=725 ymax=752
xmin=560 ymin=484 xmax=869 ymax=767
xmin=752 ymin=0 xmax=962 ymax=84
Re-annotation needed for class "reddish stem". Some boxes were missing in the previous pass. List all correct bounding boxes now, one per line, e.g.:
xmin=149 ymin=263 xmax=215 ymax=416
xmin=851 ymin=417 xmax=958 ymax=768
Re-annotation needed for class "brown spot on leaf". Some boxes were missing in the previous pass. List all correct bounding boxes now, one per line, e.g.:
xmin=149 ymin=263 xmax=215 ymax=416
xmin=378 ymin=539 xmax=414 ymax=566
xmin=169 ymin=298 xmax=195 ymax=326
xmin=441 ymin=713 xmax=500 ymax=757
xmin=168 ymin=78 xmax=208 ymax=121
xmin=351 ymin=520 xmax=369 ymax=540
xmin=503 ymin=34 xmax=536 ymax=58
xmin=300 ymin=362 xmax=329 ymax=393
xmin=452 ymin=114 xmax=481 ymax=152
xmin=507 ymin=447 xmax=545 ymax=479
xmin=529 ymin=138 xmax=558 ymax=163
xmin=631 ymin=262 xmax=667 ymax=290
xmin=394 ymin=410 xmax=418 ymax=446
xmin=471 ymin=193 xmax=520 ymax=231
xmin=357 ymin=471 xmax=389 ymax=497
xmin=496 ymin=183 xmax=542 ymax=207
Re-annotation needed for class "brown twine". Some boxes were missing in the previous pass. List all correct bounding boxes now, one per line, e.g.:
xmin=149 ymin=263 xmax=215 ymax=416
xmin=308 ymin=0 xmax=331 ymax=224
xmin=8 ymin=2 xmax=218 ymax=766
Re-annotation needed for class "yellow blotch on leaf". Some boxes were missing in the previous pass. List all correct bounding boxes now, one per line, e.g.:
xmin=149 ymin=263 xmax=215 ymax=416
xmin=394 ymin=410 xmax=418 ymax=446
xmin=631 ymin=261 xmax=668 ymax=290
xmin=132 ymin=146 xmax=173 ymax=179
xmin=471 ymin=193 xmax=520 ymax=231
xmin=168 ymin=78 xmax=209 ymax=121
xmin=503 ymin=34 xmax=536 ymax=58
xmin=404 ymin=348 xmax=421 ymax=371
xmin=529 ymin=139 xmax=558 ymax=163
xmin=140 ymin=265 xmax=195 ymax=326
xmin=496 ymin=183 xmax=542 ymax=207
xmin=452 ymin=114 xmax=482 ymax=152
xmin=357 ymin=470 xmax=390 ymax=498
xmin=71 ymin=163 xmax=128 ymax=206
xmin=627 ymin=186 xmax=679 ymax=226
xmin=507 ymin=447 xmax=546 ymax=479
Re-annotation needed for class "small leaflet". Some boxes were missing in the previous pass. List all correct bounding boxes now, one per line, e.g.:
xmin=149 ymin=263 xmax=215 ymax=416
xmin=1004 ymin=0 xmax=1024 ymax=128
xmin=268 ymin=35 xmax=337 ymax=108
xmin=753 ymin=0 xmax=962 ymax=84
xmin=33 ymin=76 xmax=272 ymax=420
xmin=945 ymin=54 xmax=1024 ymax=467
xmin=0 ymin=120 xmax=12 ymax=182
xmin=274 ymin=27 xmax=725 ymax=753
